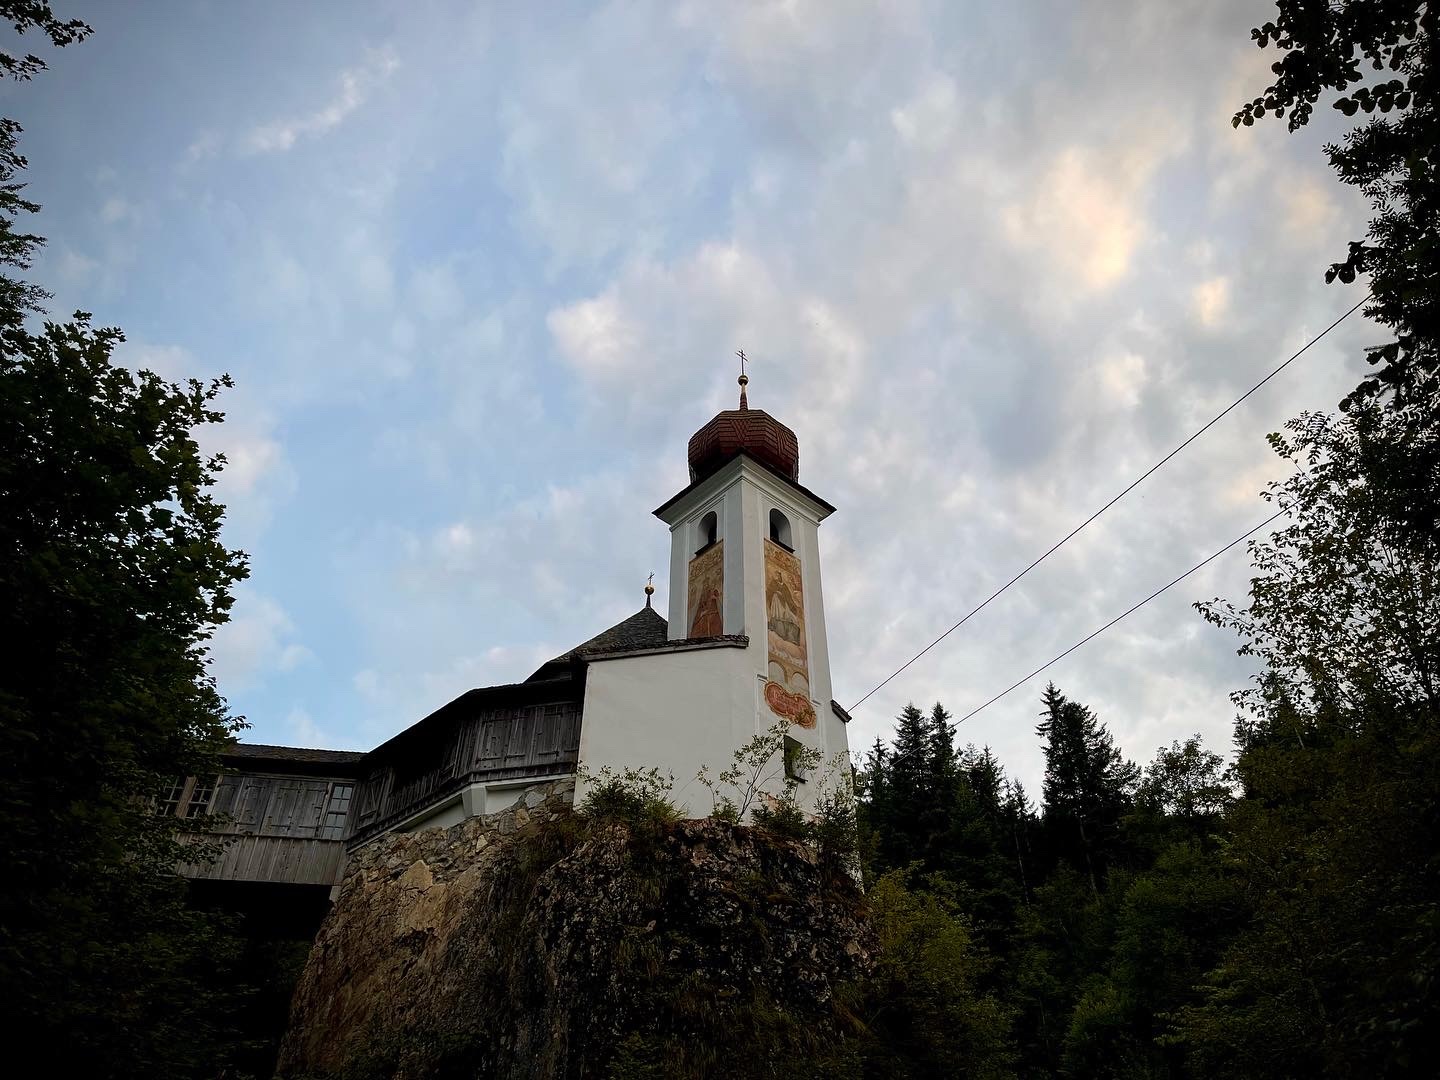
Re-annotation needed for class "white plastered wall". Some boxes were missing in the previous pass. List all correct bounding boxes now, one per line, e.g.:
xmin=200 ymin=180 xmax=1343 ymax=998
xmin=575 ymin=643 xmax=756 ymax=816
xmin=574 ymin=641 xmax=850 ymax=817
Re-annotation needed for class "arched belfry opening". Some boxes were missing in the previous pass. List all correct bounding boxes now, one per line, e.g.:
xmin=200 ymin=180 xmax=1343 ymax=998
xmin=697 ymin=509 xmax=719 ymax=553
xmin=768 ymin=508 xmax=792 ymax=550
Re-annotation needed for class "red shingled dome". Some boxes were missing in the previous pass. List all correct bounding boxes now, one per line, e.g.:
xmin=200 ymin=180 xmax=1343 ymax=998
xmin=687 ymin=386 xmax=799 ymax=483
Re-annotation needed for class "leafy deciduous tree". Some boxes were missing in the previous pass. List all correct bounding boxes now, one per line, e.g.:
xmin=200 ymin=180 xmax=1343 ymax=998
xmin=1170 ymin=403 xmax=1440 ymax=1078
xmin=1238 ymin=1 xmax=1439 ymax=410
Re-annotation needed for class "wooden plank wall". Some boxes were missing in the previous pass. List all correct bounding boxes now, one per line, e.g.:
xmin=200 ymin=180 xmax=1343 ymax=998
xmin=209 ymin=775 xmax=341 ymax=837
xmin=352 ymin=699 xmax=582 ymax=841
xmin=180 ymin=693 xmax=585 ymax=880
xmin=180 ymin=773 xmax=354 ymax=885
xmin=180 ymin=833 xmax=348 ymax=886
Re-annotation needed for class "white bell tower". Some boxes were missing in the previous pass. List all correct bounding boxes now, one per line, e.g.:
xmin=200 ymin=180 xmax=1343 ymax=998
xmin=574 ymin=368 xmax=850 ymax=816
xmin=652 ymin=370 xmax=842 ymax=758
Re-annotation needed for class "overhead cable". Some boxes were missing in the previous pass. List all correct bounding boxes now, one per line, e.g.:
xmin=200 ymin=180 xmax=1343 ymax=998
xmin=847 ymin=294 xmax=1369 ymax=713
xmin=953 ymin=508 xmax=1286 ymax=725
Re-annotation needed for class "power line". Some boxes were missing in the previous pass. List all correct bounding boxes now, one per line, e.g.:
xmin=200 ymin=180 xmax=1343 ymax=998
xmin=953 ymin=508 xmax=1286 ymax=725
xmin=848 ymin=293 xmax=1370 ymax=713
xmin=865 ymin=508 xmax=1287 ymax=774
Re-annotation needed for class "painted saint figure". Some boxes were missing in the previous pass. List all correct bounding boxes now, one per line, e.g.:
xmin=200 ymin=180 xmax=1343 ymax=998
xmin=690 ymin=586 xmax=723 ymax=637
xmin=763 ymin=538 xmax=815 ymax=725
xmin=686 ymin=540 xmax=725 ymax=638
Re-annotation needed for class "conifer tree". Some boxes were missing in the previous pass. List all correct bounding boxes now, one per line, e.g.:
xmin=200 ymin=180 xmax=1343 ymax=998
xmin=873 ymin=704 xmax=932 ymax=868
xmin=1036 ymin=683 xmax=1139 ymax=890
xmin=1000 ymin=779 xmax=1037 ymax=904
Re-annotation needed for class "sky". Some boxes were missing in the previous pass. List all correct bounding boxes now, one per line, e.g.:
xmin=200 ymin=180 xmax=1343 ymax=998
xmin=8 ymin=0 xmax=1378 ymax=792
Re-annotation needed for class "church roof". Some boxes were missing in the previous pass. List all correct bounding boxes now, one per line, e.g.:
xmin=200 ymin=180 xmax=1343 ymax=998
xmin=527 ymin=604 xmax=669 ymax=681
xmin=688 ymin=405 xmax=799 ymax=484
xmin=653 ymin=449 xmax=836 ymax=521
xmin=686 ymin=376 xmax=800 ymax=485
xmin=656 ymin=377 xmax=833 ymax=522
xmin=222 ymin=743 xmax=364 ymax=765
xmin=219 ymin=741 xmax=366 ymax=777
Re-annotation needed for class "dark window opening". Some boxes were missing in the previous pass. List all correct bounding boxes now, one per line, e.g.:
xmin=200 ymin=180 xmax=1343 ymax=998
xmin=158 ymin=778 xmax=186 ymax=817
xmin=696 ymin=509 xmax=719 ymax=553
xmin=184 ymin=777 xmax=217 ymax=818
xmin=769 ymin=508 xmax=793 ymax=550
xmin=319 ymin=782 xmax=354 ymax=840
xmin=783 ymin=735 xmax=810 ymax=783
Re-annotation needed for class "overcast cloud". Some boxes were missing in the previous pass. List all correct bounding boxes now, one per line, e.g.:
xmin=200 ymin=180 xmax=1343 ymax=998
xmin=11 ymin=0 xmax=1377 ymax=787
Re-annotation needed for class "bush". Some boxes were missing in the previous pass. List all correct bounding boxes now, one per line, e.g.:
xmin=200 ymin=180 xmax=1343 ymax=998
xmin=578 ymin=766 xmax=681 ymax=828
xmin=751 ymin=797 xmax=809 ymax=840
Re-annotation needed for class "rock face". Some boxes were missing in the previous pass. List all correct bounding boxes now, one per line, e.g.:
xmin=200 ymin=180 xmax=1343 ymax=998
xmin=277 ymin=783 xmax=873 ymax=1079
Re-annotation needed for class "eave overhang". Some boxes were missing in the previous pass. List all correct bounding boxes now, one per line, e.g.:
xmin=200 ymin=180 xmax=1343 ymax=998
xmin=652 ymin=451 xmax=836 ymax=524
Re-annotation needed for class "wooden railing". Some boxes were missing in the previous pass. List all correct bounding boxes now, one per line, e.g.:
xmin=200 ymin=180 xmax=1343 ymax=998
xmin=350 ymin=699 xmax=581 ymax=846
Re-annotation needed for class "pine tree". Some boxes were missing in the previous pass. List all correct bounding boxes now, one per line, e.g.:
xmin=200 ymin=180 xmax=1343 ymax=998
xmin=1036 ymin=683 xmax=1139 ymax=891
xmin=1001 ymin=779 xmax=1037 ymax=905
xmin=874 ymin=704 xmax=932 ymax=869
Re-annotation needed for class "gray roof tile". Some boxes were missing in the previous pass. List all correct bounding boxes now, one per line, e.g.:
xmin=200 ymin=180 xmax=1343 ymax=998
xmin=527 ymin=605 xmax=669 ymax=680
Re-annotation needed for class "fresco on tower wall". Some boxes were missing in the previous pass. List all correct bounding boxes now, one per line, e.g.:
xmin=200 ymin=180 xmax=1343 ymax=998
xmin=764 ymin=538 xmax=816 ymax=728
xmin=687 ymin=539 xmax=724 ymax=637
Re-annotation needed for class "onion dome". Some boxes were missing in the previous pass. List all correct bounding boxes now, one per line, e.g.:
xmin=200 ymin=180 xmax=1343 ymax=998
xmin=686 ymin=373 xmax=800 ymax=483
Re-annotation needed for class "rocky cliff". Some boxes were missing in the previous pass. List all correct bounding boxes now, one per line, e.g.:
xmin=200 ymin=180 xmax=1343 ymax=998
xmin=277 ymin=782 xmax=873 ymax=1079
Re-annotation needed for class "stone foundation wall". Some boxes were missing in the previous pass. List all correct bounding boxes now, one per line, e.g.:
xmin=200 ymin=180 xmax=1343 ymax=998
xmin=278 ymin=778 xmax=575 ymax=1076
xmin=277 ymin=775 xmax=872 ymax=1079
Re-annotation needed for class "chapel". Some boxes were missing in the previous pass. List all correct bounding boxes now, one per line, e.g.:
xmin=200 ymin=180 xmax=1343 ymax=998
xmin=169 ymin=373 xmax=851 ymax=905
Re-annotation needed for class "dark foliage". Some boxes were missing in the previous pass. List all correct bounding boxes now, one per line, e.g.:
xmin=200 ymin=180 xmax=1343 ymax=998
xmin=1237 ymin=1 xmax=1439 ymax=410
xmin=0 ymin=4 xmax=262 ymax=1074
xmin=855 ymin=400 xmax=1437 ymax=1079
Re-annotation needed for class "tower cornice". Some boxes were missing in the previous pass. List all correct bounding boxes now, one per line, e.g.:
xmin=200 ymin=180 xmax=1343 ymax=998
xmin=652 ymin=451 xmax=836 ymax=525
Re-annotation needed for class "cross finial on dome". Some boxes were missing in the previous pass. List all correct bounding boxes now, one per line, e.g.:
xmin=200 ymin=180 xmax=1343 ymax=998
xmin=644 ymin=571 xmax=655 ymax=608
xmin=736 ymin=348 xmax=749 ymax=410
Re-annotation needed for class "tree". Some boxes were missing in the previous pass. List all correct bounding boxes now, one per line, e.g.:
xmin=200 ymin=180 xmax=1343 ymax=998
xmin=0 ymin=6 xmax=256 ymax=1074
xmin=1046 ymin=736 xmax=1238 ymax=1080
xmin=1170 ymin=403 xmax=1440 ymax=1077
xmin=1237 ymin=1 xmax=1438 ymax=410
xmin=0 ymin=2 xmax=91 ymax=318
xmin=1061 ymin=839 xmax=1243 ymax=1080
xmin=1126 ymin=735 xmax=1235 ymax=861
xmin=1036 ymin=683 xmax=1140 ymax=890
xmin=865 ymin=703 xmax=962 ymax=874
xmin=999 ymin=778 xmax=1037 ymax=905
xmin=1134 ymin=737 xmax=1232 ymax=823
xmin=855 ymin=871 xmax=1016 ymax=1079
xmin=0 ymin=315 xmax=253 ymax=1076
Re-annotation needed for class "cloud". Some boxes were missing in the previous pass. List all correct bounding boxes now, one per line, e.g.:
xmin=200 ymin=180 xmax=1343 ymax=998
xmin=208 ymin=592 xmax=312 ymax=695
xmin=548 ymin=289 xmax=642 ymax=379
xmin=115 ymin=342 xmax=196 ymax=381
xmin=1192 ymin=276 xmax=1231 ymax=327
xmin=1002 ymin=137 xmax=1179 ymax=292
xmin=99 ymin=196 xmax=136 ymax=225
xmin=1096 ymin=351 xmax=1150 ymax=409
xmin=183 ymin=131 xmax=220 ymax=165
xmin=285 ymin=705 xmax=363 ymax=751
xmin=518 ymin=0 xmax=1370 ymax=793
xmin=242 ymin=48 xmax=399 ymax=155
xmin=54 ymin=247 xmax=98 ymax=285
xmin=108 ymin=341 xmax=296 ymax=546
xmin=890 ymin=74 xmax=960 ymax=152
xmin=28 ymin=0 xmax=1380 ymax=794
